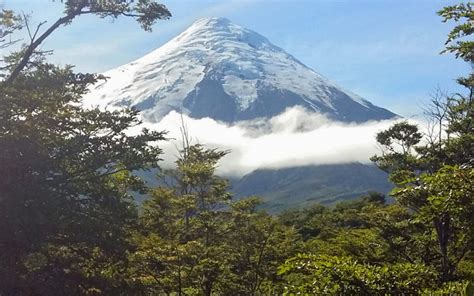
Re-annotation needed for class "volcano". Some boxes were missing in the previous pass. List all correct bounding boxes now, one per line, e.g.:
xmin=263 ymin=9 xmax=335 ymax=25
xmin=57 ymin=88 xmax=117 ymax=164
xmin=85 ymin=17 xmax=396 ymax=123
xmin=85 ymin=17 xmax=396 ymax=210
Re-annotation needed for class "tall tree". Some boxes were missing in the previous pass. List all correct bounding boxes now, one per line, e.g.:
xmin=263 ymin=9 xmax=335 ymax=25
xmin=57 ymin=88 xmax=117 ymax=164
xmin=132 ymin=144 xmax=231 ymax=295
xmin=132 ymin=144 xmax=297 ymax=295
xmin=0 ymin=1 xmax=170 ymax=294
xmin=370 ymin=1 xmax=474 ymax=282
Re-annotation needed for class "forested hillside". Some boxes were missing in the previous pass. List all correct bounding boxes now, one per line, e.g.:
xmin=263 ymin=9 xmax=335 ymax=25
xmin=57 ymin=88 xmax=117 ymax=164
xmin=231 ymin=163 xmax=392 ymax=211
xmin=0 ymin=1 xmax=472 ymax=295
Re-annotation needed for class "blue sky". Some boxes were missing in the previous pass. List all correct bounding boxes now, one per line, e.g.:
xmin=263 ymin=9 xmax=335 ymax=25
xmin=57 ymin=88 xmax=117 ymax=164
xmin=2 ymin=0 xmax=471 ymax=117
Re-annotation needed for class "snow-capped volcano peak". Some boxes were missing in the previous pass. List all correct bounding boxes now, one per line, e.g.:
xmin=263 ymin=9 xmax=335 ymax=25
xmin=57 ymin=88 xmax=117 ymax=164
xmin=192 ymin=16 xmax=233 ymax=28
xmin=84 ymin=17 xmax=396 ymax=123
xmin=178 ymin=16 xmax=272 ymax=50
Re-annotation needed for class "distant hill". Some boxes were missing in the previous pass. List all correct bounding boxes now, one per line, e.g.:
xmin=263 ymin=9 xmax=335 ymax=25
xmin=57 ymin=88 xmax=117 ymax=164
xmin=135 ymin=163 xmax=393 ymax=213
xmin=230 ymin=163 xmax=393 ymax=212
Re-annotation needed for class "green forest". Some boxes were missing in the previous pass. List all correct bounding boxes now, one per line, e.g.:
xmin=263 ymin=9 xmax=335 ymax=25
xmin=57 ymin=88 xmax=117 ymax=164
xmin=0 ymin=1 xmax=473 ymax=295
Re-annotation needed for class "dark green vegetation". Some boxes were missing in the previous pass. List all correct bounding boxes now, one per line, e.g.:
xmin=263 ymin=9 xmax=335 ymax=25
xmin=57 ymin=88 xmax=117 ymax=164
xmin=0 ymin=1 xmax=473 ymax=295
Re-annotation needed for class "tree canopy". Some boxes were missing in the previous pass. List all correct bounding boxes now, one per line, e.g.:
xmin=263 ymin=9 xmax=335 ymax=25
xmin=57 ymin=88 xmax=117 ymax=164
xmin=0 ymin=1 xmax=170 ymax=294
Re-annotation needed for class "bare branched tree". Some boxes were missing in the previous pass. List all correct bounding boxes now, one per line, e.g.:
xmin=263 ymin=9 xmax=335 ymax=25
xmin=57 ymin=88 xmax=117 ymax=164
xmin=422 ymin=87 xmax=450 ymax=147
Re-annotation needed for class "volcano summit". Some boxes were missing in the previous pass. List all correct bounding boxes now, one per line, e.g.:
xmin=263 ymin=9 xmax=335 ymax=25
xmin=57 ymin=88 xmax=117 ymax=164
xmin=85 ymin=17 xmax=396 ymax=123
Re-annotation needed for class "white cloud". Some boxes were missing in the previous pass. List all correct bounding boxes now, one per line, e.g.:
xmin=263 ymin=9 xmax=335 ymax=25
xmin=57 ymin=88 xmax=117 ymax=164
xmin=138 ymin=107 xmax=405 ymax=176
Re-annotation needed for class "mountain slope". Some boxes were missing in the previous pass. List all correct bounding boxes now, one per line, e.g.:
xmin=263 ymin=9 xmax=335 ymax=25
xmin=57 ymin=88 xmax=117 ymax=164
xmin=84 ymin=17 xmax=396 ymax=123
xmin=231 ymin=163 xmax=393 ymax=212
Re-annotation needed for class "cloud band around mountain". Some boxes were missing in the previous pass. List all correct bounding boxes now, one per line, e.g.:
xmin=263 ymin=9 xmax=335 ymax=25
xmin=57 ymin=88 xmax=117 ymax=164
xmin=142 ymin=106 xmax=403 ymax=176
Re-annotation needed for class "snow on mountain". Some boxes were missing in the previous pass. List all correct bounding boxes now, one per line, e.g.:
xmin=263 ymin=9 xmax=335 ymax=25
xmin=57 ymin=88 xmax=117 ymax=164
xmin=84 ymin=17 xmax=396 ymax=123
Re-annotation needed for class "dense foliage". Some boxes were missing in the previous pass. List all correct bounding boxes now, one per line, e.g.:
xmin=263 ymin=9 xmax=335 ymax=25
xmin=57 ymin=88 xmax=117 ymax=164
xmin=0 ymin=1 xmax=472 ymax=295
xmin=129 ymin=144 xmax=298 ymax=295
xmin=0 ymin=1 xmax=169 ymax=294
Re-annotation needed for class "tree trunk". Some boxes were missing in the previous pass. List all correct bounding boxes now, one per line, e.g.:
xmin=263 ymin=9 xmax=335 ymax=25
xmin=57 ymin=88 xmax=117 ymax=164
xmin=434 ymin=214 xmax=453 ymax=281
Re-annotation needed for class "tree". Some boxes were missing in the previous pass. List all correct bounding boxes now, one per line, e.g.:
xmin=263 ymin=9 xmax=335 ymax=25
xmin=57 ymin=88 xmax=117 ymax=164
xmin=439 ymin=2 xmax=473 ymax=63
xmin=220 ymin=197 xmax=298 ymax=295
xmin=0 ymin=1 xmax=170 ymax=294
xmin=132 ymin=144 xmax=232 ymax=295
xmin=2 ymin=0 xmax=171 ymax=84
xmin=370 ymin=1 xmax=474 ymax=283
xmin=279 ymin=3 xmax=473 ymax=293
xmin=0 ymin=53 xmax=166 ymax=296
xmin=132 ymin=144 xmax=298 ymax=295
